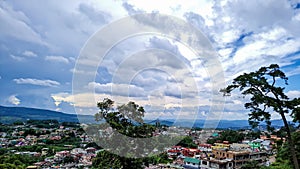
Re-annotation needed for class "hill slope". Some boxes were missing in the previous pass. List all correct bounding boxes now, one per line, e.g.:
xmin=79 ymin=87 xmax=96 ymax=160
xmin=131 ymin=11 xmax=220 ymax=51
xmin=0 ymin=105 xmax=94 ymax=124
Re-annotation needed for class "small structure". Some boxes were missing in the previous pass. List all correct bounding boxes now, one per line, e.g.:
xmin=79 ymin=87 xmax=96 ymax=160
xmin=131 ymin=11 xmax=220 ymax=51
xmin=183 ymin=157 xmax=200 ymax=169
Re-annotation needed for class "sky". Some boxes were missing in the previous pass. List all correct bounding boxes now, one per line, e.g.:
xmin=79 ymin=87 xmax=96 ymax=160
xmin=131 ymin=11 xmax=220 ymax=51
xmin=1 ymin=0 xmax=300 ymax=121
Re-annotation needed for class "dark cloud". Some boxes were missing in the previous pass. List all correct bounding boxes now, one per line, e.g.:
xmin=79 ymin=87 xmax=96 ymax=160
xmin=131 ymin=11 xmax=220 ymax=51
xmin=122 ymin=2 xmax=144 ymax=15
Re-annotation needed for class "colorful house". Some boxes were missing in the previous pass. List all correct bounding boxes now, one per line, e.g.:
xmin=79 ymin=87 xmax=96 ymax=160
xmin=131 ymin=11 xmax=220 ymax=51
xmin=183 ymin=157 xmax=200 ymax=169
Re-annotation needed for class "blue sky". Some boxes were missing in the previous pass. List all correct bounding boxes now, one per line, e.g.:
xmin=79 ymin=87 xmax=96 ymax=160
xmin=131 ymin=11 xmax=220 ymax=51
xmin=1 ymin=0 xmax=300 ymax=120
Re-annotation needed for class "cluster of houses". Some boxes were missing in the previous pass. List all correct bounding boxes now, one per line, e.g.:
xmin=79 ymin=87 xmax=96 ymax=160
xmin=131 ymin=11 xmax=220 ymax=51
xmin=145 ymin=142 xmax=270 ymax=169
xmin=27 ymin=147 xmax=98 ymax=168
xmin=0 ymin=122 xmax=98 ymax=169
xmin=163 ymin=136 xmax=281 ymax=169
xmin=0 ymin=121 xmax=287 ymax=169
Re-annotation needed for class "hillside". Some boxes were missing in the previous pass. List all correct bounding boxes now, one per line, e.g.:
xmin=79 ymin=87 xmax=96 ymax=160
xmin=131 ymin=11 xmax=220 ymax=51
xmin=0 ymin=105 xmax=94 ymax=124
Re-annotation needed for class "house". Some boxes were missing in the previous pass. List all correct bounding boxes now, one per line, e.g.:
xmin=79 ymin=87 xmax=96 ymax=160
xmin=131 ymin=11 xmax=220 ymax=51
xmin=212 ymin=143 xmax=230 ymax=150
xmin=248 ymin=140 xmax=262 ymax=150
xmin=182 ymin=148 xmax=201 ymax=157
xmin=212 ymin=148 xmax=267 ymax=169
xmin=168 ymin=146 xmax=182 ymax=158
xmin=200 ymin=158 xmax=233 ymax=169
xmin=86 ymin=147 xmax=96 ymax=154
xmin=183 ymin=157 xmax=200 ymax=169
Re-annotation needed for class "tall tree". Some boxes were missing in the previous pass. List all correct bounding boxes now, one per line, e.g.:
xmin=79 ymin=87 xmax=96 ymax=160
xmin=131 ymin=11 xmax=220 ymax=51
xmin=220 ymin=64 xmax=300 ymax=169
xmin=94 ymin=98 xmax=149 ymax=137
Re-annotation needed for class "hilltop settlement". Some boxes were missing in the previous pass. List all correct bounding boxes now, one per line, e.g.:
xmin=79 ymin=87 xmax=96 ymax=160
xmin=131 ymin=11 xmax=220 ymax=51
xmin=0 ymin=118 xmax=296 ymax=169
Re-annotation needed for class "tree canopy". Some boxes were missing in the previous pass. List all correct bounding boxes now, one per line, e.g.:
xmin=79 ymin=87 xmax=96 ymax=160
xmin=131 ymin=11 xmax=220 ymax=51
xmin=221 ymin=64 xmax=300 ymax=169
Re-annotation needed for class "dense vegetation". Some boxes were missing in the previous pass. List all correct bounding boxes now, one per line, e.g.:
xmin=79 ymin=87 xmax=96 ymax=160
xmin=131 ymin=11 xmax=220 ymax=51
xmin=0 ymin=154 xmax=43 ymax=169
xmin=92 ymin=150 xmax=171 ymax=169
xmin=207 ymin=130 xmax=245 ymax=144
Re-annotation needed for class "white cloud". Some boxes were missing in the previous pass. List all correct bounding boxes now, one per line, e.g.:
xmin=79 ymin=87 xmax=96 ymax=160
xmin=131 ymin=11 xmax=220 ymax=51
xmin=10 ymin=51 xmax=37 ymax=61
xmin=13 ymin=78 xmax=60 ymax=87
xmin=10 ymin=54 xmax=24 ymax=61
xmin=286 ymin=66 xmax=300 ymax=77
xmin=8 ymin=95 xmax=20 ymax=105
xmin=22 ymin=50 xmax=37 ymax=57
xmin=45 ymin=55 xmax=69 ymax=64
xmin=287 ymin=90 xmax=300 ymax=99
xmin=51 ymin=92 xmax=74 ymax=107
xmin=87 ymin=82 xmax=146 ymax=97
xmin=0 ymin=1 xmax=47 ymax=45
xmin=2 ymin=0 xmax=300 ymax=120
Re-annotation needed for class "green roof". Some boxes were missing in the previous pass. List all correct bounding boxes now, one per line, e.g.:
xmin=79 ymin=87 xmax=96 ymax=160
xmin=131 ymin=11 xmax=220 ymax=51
xmin=212 ymin=133 xmax=219 ymax=137
xmin=184 ymin=157 xmax=200 ymax=164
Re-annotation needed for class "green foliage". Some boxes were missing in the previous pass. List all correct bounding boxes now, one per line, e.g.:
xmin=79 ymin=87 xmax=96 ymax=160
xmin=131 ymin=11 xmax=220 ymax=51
xmin=22 ymin=128 xmax=36 ymax=136
xmin=272 ymin=124 xmax=296 ymax=139
xmin=176 ymin=136 xmax=198 ymax=148
xmin=95 ymin=98 xmax=155 ymax=138
xmin=51 ymin=136 xmax=81 ymax=147
xmin=61 ymin=122 xmax=80 ymax=127
xmin=220 ymin=64 xmax=295 ymax=129
xmin=0 ymin=149 xmax=7 ymax=156
xmin=11 ymin=145 xmax=43 ymax=152
xmin=0 ymin=154 xmax=42 ymax=168
xmin=26 ymin=119 xmax=59 ymax=128
xmin=0 ymin=163 xmax=19 ymax=169
xmin=0 ymin=124 xmax=10 ymax=132
xmin=261 ymin=159 xmax=293 ymax=169
xmin=245 ymin=130 xmax=261 ymax=139
xmin=207 ymin=130 xmax=245 ymax=144
xmin=276 ymin=131 xmax=300 ymax=166
xmin=241 ymin=160 xmax=260 ymax=169
xmin=13 ymin=121 xmax=24 ymax=125
xmin=92 ymin=99 xmax=178 ymax=167
xmin=92 ymin=150 xmax=125 ymax=169
xmin=221 ymin=64 xmax=300 ymax=169
xmin=62 ymin=156 xmax=75 ymax=164
xmin=92 ymin=150 xmax=171 ymax=169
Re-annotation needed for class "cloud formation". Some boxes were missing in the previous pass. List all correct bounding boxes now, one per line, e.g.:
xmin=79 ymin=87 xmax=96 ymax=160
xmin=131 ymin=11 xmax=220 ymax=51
xmin=8 ymin=95 xmax=20 ymax=105
xmin=22 ymin=50 xmax=37 ymax=57
xmin=45 ymin=55 xmax=69 ymax=64
xmin=1 ymin=0 xmax=300 ymax=121
xmin=13 ymin=78 xmax=60 ymax=87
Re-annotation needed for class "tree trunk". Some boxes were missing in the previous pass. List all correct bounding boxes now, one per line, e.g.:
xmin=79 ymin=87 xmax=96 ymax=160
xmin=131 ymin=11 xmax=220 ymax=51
xmin=280 ymin=112 xmax=299 ymax=169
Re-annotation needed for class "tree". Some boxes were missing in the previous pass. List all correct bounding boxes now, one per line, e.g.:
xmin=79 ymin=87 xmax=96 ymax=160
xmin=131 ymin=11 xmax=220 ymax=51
xmin=92 ymin=150 xmax=171 ymax=169
xmin=176 ymin=136 xmax=198 ymax=148
xmin=241 ymin=160 xmax=260 ymax=169
xmin=92 ymin=150 xmax=143 ymax=169
xmin=276 ymin=131 xmax=300 ymax=166
xmin=221 ymin=64 xmax=300 ymax=169
xmin=207 ymin=130 xmax=245 ymax=144
xmin=62 ymin=156 xmax=75 ymax=164
xmin=94 ymin=98 xmax=153 ymax=137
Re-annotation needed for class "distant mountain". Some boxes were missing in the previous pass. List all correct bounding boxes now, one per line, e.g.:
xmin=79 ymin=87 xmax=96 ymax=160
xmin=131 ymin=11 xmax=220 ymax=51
xmin=145 ymin=118 xmax=293 ymax=129
xmin=145 ymin=119 xmax=250 ymax=129
xmin=0 ymin=105 xmax=293 ymax=129
xmin=0 ymin=105 xmax=94 ymax=124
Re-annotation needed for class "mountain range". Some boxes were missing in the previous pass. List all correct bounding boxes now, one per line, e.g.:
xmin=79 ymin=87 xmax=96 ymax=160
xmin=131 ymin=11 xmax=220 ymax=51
xmin=0 ymin=105 xmax=291 ymax=129
xmin=0 ymin=105 xmax=94 ymax=124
